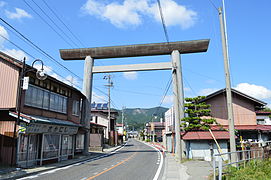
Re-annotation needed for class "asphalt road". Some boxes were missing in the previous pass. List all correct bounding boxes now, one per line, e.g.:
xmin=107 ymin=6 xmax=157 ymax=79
xmin=19 ymin=139 xmax=164 ymax=180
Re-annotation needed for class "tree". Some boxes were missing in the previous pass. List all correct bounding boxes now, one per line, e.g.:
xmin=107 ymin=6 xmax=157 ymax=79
xmin=181 ymin=96 xmax=217 ymax=131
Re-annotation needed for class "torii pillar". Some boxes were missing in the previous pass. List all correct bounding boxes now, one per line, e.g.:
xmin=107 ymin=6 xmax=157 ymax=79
xmin=59 ymin=39 xmax=210 ymax=160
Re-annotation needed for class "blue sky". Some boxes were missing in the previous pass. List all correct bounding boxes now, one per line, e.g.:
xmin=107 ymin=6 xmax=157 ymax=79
xmin=0 ymin=0 xmax=271 ymax=109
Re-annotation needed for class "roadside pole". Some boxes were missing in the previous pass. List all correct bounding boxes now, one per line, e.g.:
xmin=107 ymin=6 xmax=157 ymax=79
xmin=218 ymin=6 xmax=237 ymax=163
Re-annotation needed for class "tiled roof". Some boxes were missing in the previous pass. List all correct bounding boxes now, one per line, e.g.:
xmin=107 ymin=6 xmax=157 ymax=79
xmin=211 ymin=125 xmax=271 ymax=131
xmin=256 ymin=111 xmax=271 ymax=115
xmin=199 ymin=88 xmax=267 ymax=106
xmin=182 ymin=131 xmax=230 ymax=140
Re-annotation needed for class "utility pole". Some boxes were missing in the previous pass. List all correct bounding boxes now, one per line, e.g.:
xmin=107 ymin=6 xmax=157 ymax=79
xmin=218 ymin=6 xmax=237 ymax=163
xmin=104 ymin=75 xmax=113 ymax=145
xmin=122 ymin=106 xmax=125 ymax=137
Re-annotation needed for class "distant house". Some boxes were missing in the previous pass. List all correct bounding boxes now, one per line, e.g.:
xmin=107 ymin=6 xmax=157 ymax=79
xmin=256 ymin=111 xmax=271 ymax=125
xmin=163 ymin=88 xmax=271 ymax=159
xmin=145 ymin=122 xmax=165 ymax=142
xmin=91 ymin=103 xmax=119 ymax=146
xmin=0 ymin=52 xmax=86 ymax=167
xmin=200 ymin=88 xmax=271 ymax=142
xmin=200 ymin=88 xmax=266 ymax=126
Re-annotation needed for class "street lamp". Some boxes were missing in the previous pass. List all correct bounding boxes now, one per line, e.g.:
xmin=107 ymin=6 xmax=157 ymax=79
xmin=11 ymin=58 xmax=47 ymax=166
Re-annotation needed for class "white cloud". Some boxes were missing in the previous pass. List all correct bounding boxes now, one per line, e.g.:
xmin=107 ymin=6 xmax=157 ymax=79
xmin=199 ymin=88 xmax=218 ymax=96
xmin=5 ymin=8 xmax=32 ymax=20
xmin=0 ymin=1 xmax=6 ymax=7
xmin=184 ymin=87 xmax=191 ymax=91
xmin=64 ymin=75 xmax=80 ymax=87
xmin=234 ymin=83 xmax=271 ymax=100
xmin=123 ymin=71 xmax=138 ymax=80
xmin=33 ymin=64 xmax=53 ymax=74
xmin=81 ymin=0 xmax=197 ymax=29
xmin=0 ymin=25 xmax=9 ymax=48
xmin=1 ymin=49 xmax=27 ymax=60
xmin=163 ymin=95 xmax=173 ymax=104
xmin=92 ymin=92 xmax=107 ymax=103
xmin=148 ymin=0 xmax=197 ymax=29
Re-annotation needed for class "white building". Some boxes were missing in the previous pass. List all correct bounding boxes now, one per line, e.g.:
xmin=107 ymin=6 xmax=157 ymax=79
xmin=256 ymin=111 xmax=271 ymax=125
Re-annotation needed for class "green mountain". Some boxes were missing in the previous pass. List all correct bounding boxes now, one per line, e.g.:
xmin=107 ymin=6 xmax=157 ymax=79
xmin=116 ymin=107 xmax=169 ymax=130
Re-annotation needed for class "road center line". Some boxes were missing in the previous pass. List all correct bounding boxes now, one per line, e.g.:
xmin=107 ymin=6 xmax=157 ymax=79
xmin=86 ymin=152 xmax=137 ymax=180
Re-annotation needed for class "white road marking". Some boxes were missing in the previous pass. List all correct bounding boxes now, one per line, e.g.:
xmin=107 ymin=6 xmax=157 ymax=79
xmin=93 ymin=172 xmax=98 ymax=175
xmin=139 ymin=141 xmax=164 ymax=180
xmin=80 ymin=177 xmax=87 ymax=180
xmin=18 ymin=175 xmax=39 ymax=179
xmin=103 ymin=168 xmax=108 ymax=170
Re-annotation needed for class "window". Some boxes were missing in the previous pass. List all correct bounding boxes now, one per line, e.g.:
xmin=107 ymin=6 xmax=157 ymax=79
xmin=72 ymin=100 xmax=80 ymax=116
xmin=257 ymin=119 xmax=265 ymax=125
xmin=25 ymin=84 xmax=67 ymax=114
xmin=43 ymin=134 xmax=60 ymax=159
xmin=76 ymin=134 xmax=84 ymax=150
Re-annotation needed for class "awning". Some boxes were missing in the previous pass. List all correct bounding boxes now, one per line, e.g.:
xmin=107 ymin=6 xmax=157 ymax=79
xmin=9 ymin=111 xmax=82 ymax=135
xmin=9 ymin=111 xmax=81 ymax=127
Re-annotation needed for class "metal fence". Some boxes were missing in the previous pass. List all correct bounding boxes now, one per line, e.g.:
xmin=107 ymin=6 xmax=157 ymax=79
xmin=212 ymin=148 xmax=268 ymax=180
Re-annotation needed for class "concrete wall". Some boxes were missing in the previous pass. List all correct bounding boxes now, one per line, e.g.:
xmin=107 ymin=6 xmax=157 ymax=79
xmin=205 ymin=93 xmax=257 ymax=125
xmin=186 ymin=140 xmax=228 ymax=161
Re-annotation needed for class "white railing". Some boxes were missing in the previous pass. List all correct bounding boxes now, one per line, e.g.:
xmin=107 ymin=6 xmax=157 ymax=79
xmin=213 ymin=149 xmax=266 ymax=180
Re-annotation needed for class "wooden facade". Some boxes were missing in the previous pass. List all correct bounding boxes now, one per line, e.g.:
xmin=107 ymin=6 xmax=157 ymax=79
xmin=0 ymin=51 xmax=86 ymax=167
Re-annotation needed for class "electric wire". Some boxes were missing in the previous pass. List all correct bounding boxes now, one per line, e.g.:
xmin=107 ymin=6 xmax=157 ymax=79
xmin=23 ymin=0 xmax=74 ymax=48
xmin=0 ymin=33 xmax=81 ymax=89
xmin=149 ymin=76 xmax=172 ymax=123
xmin=0 ymin=17 xmax=83 ymax=81
xmin=156 ymin=0 xmax=169 ymax=42
xmin=29 ymin=0 xmax=80 ymax=47
xmin=41 ymin=0 xmax=86 ymax=47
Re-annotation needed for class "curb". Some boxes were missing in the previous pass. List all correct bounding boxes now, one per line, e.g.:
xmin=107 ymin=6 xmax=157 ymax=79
xmin=1 ymin=144 xmax=125 ymax=180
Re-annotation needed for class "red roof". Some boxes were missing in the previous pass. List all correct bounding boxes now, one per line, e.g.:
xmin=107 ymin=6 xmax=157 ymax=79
xmin=256 ymin=111 xmax=271 ymax=115
xmin=211 ymin=125 xmax=271 ymax=131
xmin=182 ymin=131 xmax=230 ymax=140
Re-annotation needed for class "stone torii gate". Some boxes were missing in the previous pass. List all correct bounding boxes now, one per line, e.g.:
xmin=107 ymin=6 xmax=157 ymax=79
xmin=59 ymin=39 xmax=209 ymax=161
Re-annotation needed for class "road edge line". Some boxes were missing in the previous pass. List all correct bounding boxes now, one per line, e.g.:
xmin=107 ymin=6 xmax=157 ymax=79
xmin=136 ymin=140 xmax=164 ymax=180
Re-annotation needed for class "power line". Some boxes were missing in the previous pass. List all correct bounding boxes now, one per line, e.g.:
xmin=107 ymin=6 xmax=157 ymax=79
xmin=23 ymin=0 xmax=74 ymax=48
xmin=0 ymin=33 xmax=35 ymax=59
xmin=0 ymin=33 xmax=81 ymax=89
xmin=29 ymin=0 xmax=80 ymax=47
xmin=0 ymin=17 xmax=83 ymax=81
xmin=207 ymin=0 xmax=219 ymax=12
xmin=41 ymin=0 xmax=86 ymax=47
xmin=156 ymin=0 xmax=169 ymax=42
xmin=149 ymin=76 xmax=172 ymax=123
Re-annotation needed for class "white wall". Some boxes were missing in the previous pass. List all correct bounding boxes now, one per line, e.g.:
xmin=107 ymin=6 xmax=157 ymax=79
xmin=187 ymin=140 xmax=228 ymax=161
xmin=91 ymin=112 xmax=109 ymax=139
xmin=165 ymin=107 xmax=174 ymax=133
xmin=257 ymin=115 xmax=271 ymax=125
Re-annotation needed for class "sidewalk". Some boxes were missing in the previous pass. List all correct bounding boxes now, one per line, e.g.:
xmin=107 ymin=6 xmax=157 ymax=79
xmin=0 ymin=144 xmax=123 ymax=180
xmin=161 ymin=152 xmax=213 ymax=180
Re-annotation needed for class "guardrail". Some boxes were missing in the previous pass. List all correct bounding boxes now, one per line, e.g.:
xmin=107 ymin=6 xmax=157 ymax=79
xmin=213 ymin=149 xmax=266 ymax=180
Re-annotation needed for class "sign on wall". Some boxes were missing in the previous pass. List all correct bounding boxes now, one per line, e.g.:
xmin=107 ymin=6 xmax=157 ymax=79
xmin=23 ymin=123 xmax=78 ymax=135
